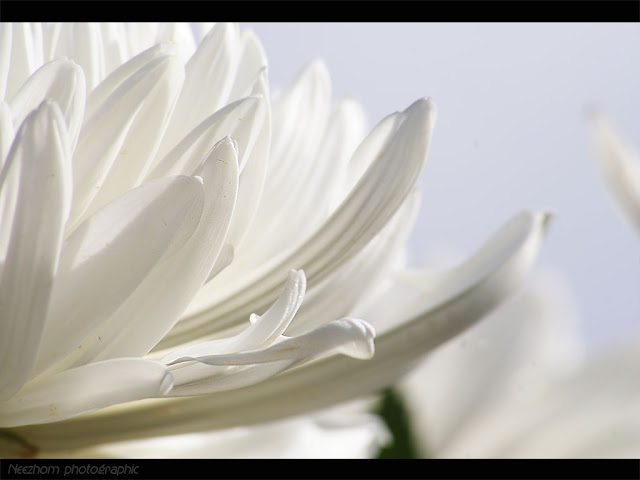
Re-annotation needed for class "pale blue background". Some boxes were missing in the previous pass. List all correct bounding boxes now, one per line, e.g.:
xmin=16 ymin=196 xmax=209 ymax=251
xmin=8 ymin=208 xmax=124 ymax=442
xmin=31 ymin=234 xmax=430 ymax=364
xmin=244 ymin=23 xmax=640 ymax=353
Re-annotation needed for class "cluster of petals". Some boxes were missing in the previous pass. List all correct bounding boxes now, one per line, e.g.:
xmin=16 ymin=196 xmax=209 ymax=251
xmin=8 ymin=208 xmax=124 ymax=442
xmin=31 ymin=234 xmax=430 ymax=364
xmin=0 ymin=23 xmax=549 ymax=456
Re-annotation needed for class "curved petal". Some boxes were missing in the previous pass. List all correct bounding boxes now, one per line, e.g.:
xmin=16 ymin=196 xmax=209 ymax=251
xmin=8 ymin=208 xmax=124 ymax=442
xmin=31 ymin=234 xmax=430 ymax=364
xmin=146 ymin=95 xmax=266 ymax=181
xmin=11 ymin=210 xmax=548 ymax=449
xmin=0 ymin=359 xmax=172 ymax=428
xmin=0 ymin=101 xmax=14 ymax=170
xmin=9 ymin=58 xmax=86 ymax=150
xmin=53 ymin=137 xmax=238 ymax=368
xmin=160 ymin=98 xmax=435 ymax=350
xmin=76 ymin=52 xmax=185 ymax=225
xmin=4 ymin=23 xmax=44 ymax=101
xmin=157 ymin=23 xmax=240 ymax=159
xmin=591 ymin=113 xmax=640 ymax=234
xmin=0 ymin=102 xmax=71 ymax=401
xmin=224 ymin=69 xmax=271 ymax=249
xmin=68 ymin=46 xmax=182 ymax=231
xmin=160 ymin=269 xmax=306 ymax=364
xmin=227 ymin=28 xmax=268 ymax=102
xmin=34 ymin=175 xmax=205 ymax=376
xmin=164 ymin=318 xmax=374 ymax=396
xmin=0 ymin=23 xmax=12 ymax=100
xmin=51 ymin=23 xmax=105 ymax=90
xmin=243 ymin=60 xmax=332 ymax=252
xmin=41 ymin=412 xmax=387 ymax=459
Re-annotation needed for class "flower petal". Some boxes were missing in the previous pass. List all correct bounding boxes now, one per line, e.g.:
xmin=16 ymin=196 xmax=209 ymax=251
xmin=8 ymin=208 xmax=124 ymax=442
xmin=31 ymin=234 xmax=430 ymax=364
xmin=164 ymin=317 xmax=374 ymax=396
xmin=224 ymin=69 xmax=271 ymax=248
xmin=287 ymin=189 xmax=419 ymax=335
xmin=146 ymin=95 xmax=266 ymax=181
xmin=76 ymin=49 xmax=184 ymax=224
xmin=0 ymin=23 xmax=11 ymax=100
xmin=227 ymin=28 xmax=268 ymax=102
xmin=4 ymin=23 xmax=44 ymax=101
xmin=14 ymin=210 xmax=547 ymax=449
xmin=0 ymin=359 xmax=172 ymax=427
xmin=591 ymin=113 xmax=640 ymax=233
xmin=243 ymin=59 xmax=332 ymax=252
xmin=51 ymin=23 xmax=105 ymax=90
xmin=68 ymin=45 xmax=183 ymax=231
xmin=161 ymin=98 xmax=435 ymax=350
xmin=9 ymin=58 xmax=86 ymax=150
xmin=0 ymin=101 xmax=71 ymax=401
xmin=160 ymin=269 xmax=306 ymax=364
xmin=0 ymin=101 xmax=14 ymax=169
xmin=55 ymin=137 xmax=238 ymax=367
xmin=43 ymin=412 xmax=387 ymax=459
xmin=34 ymin=175 xmax=205 ymax=376
xmin=156 ymin=23 xmax=240 ymax=159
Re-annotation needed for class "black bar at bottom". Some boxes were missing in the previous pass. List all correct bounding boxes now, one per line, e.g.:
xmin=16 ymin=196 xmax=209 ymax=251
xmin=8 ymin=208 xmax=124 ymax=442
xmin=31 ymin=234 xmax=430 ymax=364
xmin=1 ymin=459 xmax=639 ymax=480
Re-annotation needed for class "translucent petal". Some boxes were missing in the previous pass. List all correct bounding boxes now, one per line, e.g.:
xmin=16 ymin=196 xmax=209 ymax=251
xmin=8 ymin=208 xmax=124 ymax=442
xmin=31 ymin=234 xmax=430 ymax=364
xmin=78 ymin=54 xmax=184 ymax=223
xmin=156 ymin=23 xmax=240 ymax=159
xmin=54 ymin=138 xmax=238 ymax=368
xmin=68 ymin=48 xmax=181 ymax=231
xmin=161 ymin=98 xmax=435 ymax=349
xmin=227 ymin=28 xmax=268 ymax=102
xmin=70 ymin=49 xmax=185 ymax=229
xmin=0 ymin=102 xmax=71 ymax=401
xmin=52 ymin=23 xmax=105 ymax=90
xmin=9 ymin=58 xmax=86 ymax=150
xmin=13 ymin=210 xmax=548 ymax=449
xmin=34 ymin=175 xmax=205 ymax=376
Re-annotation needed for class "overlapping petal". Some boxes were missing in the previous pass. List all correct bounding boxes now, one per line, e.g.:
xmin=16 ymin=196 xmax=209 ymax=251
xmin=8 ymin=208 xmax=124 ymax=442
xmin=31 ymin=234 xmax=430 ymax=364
xmin=0 ymin=102 xmax=71 ymax=401
xmin=0 ymin=23 xmax=550 ymax=459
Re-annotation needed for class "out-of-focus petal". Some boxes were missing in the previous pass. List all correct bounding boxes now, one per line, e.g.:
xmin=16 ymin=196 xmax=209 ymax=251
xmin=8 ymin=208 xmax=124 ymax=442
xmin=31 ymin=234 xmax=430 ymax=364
xmin=592 ymin=113 xmax=640 ymax=234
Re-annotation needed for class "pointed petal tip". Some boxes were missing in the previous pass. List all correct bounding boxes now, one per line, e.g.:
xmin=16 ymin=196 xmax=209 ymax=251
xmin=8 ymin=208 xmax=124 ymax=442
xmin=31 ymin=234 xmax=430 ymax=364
xmin=406 ymin=97 xmax=437 ymax=121
xmin=300 ymin=58 xmax=331 ymax=87
xmin=536 ymin=210 xmax=554 ymax=233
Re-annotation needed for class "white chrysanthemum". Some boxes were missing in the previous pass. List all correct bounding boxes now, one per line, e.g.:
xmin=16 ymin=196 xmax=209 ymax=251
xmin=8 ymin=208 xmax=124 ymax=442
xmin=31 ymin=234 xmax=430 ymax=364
xmin=0 ymin=23 xmax=548 ymax=457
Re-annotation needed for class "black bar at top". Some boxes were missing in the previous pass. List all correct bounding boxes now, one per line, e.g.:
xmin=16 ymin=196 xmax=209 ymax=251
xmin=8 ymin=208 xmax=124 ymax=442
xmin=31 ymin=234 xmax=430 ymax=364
xmin=0 ymin=1 xmax=639 ymax=22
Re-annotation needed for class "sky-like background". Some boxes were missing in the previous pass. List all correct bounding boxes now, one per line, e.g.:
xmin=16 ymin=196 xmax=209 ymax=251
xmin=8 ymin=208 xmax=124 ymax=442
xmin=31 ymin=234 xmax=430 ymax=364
xmin=244 ymin=23 xmax=640 ymax=354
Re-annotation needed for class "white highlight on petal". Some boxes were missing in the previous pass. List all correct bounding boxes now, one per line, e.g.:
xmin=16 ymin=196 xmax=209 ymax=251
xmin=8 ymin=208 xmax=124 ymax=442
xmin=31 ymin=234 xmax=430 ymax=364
xmin=34 ymin=175 xmax=206 ymax=376
xmin=55 ymin=137 xmax=238 ymax=367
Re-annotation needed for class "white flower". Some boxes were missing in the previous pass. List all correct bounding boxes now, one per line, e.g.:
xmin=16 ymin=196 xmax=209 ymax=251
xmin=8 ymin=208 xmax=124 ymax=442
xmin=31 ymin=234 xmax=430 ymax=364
xmin=0 ymin=22 xmax=548 ymax=457
xmin=399 ymin=271 xmax=640 ymax=458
